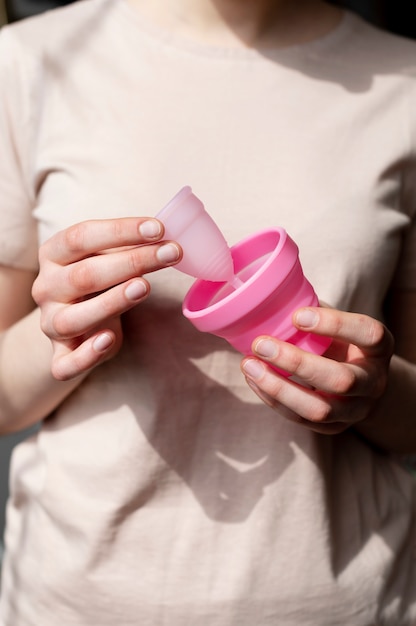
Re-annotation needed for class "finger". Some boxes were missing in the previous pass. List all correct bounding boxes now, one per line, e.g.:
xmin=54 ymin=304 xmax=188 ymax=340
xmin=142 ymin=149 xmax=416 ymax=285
xmin=242 ymin=357 xmax=334 ymax=420
xmin=293 ymin=307 xmax=394 ymax=357
xmin=43 ymin=278 xmax=150 ymax=340
xmin=51 ymin=331 xmax=116 ymax=381
xmin=42 ymin=218 xmax=165 ymax=264
xmin=244 ymin=371 xmax=354 ymax=433
xmin=250 ymin=337 xmax=367 ymax=396
xmin=64 ymin=241 xmax=180 ymax=299
xmin=35 ymin=241 xmax=181 ymax=304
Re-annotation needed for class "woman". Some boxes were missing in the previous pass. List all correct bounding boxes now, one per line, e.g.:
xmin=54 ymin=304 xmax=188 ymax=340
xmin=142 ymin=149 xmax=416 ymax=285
xmin=0 ymin=0 xmax=415 ymax=623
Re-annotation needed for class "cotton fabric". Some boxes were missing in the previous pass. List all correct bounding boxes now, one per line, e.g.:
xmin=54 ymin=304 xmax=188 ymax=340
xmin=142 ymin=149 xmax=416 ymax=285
xmin=0 ymin=1 xmax=416 ymax=624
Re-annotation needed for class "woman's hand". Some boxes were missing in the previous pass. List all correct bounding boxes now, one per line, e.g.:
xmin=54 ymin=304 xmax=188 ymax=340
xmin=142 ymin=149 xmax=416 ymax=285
xmin=32 ymin=217 xmax=181 ymax=381
xmin=241 ymin=307 xmax=394 ymax=435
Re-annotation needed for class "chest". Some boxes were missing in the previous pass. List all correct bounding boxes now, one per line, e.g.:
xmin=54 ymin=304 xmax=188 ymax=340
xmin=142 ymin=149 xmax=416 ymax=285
xmin=31 ymin=55 xmax=411 ymax=316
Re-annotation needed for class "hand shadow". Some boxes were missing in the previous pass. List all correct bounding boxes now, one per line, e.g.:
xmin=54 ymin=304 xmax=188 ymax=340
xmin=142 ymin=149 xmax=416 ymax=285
xmin=121 ymin=292 xmax=416 ymax=583
xmin=121 ymin=294 xmax=295 ymax=524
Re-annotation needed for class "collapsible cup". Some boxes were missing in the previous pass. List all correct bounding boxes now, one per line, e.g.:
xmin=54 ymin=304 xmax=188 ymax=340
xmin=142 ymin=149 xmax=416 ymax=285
xmin=156 ymin=188 xmax=331 ymax=367
xmin=182 ymin=228 xmax=332 ymax=362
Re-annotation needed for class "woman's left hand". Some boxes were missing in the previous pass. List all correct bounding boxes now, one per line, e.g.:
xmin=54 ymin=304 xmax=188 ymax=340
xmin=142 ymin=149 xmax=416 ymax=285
xmin=241 ymin=307 xmax=395 ymax=434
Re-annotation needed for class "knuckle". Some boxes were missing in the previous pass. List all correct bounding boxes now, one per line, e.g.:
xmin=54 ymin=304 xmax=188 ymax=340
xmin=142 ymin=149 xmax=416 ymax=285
xmin=111 ymin=218 xmax=125 ymax=241
xmin=328 ymin=313 xmax=344 ymax=337
xmin=31 ymin=263 xmax=54 ymax=305
xmin=50 ymin=359 xmax=68 ymax=381
xmin=332 ymin=367 xmax=357 ymax=395
xmin=63 ymin=222 xmax=88 ymax=254
xmin=98 ymin=290 xmax=120 ymax=318
xmin=288 ymin=349 xmax=305 ymax=375
xmin=38 ymin=304 xmax=57 ymax=339
xmin=264 ymin=375 xmax=285 ymax=400
xmin=39 ymin=304 xmax=73 ymax=340
xmin=50 ymin=309 xmax=72 ymax=339
xmin=365 ymin=317 xmax=394 ymax=355
xmin=310 ymin=400 xmax=333 ymax=423
xmin=67 ymin=261 xmax=97 ymax=293
xmin=368 ymin=318 xmax=387 ymax=347
xmin=31 ymin=277 xmax=44 ymax=304
xmin=127 ymin=249 xmax=145 ymax=276
xmin=39 ymin=314 xmax=52 ymax=338
xmin=51 ymin=345 xmax=95 ymax=381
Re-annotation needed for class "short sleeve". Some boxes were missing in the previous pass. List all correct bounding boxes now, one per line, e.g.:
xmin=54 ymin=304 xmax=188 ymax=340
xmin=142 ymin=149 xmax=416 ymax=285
xmin=0 ymin=26 xmax=39 ymax=270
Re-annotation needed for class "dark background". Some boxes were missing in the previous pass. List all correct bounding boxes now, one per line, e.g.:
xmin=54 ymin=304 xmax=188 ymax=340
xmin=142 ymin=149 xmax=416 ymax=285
xmin=4 ymin=0 xmax=416 ymax=40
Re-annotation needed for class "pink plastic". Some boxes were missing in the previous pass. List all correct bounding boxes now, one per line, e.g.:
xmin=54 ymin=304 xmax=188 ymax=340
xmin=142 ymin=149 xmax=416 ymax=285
xmin=156 ymin=186 xmax=234 ymax=282
xmin=183 ymin=228 xmax=332 ymax=363
xmin=154 ymin=188 xmax=331 ymax=370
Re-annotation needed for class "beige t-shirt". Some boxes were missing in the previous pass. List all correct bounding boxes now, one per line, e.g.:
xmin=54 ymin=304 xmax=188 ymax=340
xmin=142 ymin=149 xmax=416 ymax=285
xmin=1 ymin=1 xmax=416 ymax=624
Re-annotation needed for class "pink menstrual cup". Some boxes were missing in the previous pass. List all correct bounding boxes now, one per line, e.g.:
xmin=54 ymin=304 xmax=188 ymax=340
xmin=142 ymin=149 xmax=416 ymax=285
xmin=156 ymin=188 xmax=331 ymax=368
xmin=182 ymin=228 xmax=332 ymax=364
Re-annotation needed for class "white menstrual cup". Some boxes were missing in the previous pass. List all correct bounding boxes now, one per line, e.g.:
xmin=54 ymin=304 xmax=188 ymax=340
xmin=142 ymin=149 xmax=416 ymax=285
xmin=156 ymin=186 xmax=235 ymax=282
xmin=182 ymin=228 xmax=332 ymax=370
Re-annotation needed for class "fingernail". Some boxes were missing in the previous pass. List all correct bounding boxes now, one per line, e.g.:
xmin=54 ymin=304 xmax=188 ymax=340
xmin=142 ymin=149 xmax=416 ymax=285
xmin=93 ymin=333 xmax=113 ymax=352
xmin=254 ymin=339 xmax=277 ymax=359
xmin=157 ymin=243 xmax=180 ymax=264
xmin=242 ymin=359 xmax=265 ymax=380
xmin=295 ymin=309 xmax=319 ymax=328
xmin=125 ymin=279 xmax=147 ymax=301
xmin=139 ymin=219 xmax=162 ymax=239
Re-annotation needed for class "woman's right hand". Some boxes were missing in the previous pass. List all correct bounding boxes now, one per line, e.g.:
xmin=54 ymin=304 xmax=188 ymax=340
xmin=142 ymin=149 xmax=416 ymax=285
xmin=31 ymin=217 xmax=181 ymax=381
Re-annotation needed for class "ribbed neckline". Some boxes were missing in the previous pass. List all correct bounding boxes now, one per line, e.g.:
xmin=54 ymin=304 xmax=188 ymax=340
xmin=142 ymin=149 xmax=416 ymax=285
xmin=117 ymin=0 xmax=357 ymax=62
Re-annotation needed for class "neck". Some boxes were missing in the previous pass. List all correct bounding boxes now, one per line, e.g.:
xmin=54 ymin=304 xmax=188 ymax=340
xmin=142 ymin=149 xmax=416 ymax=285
xmin=128 ymin=0 xmax=343 ymax=49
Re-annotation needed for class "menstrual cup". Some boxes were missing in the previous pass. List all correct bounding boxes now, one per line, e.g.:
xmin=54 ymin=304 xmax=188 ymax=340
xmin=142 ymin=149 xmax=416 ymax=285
xmin=156 ymin=187 xmax=331 ymax=364
xmin=182 ymin=228 xmax=332 ymax=361
xmin=156 ymin=186 xmax=234 ymax=282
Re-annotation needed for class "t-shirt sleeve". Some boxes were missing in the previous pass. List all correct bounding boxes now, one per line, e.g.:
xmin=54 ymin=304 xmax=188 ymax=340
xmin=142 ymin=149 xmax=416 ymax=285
xmin=0 ymin=26 xmax=39 ymax=271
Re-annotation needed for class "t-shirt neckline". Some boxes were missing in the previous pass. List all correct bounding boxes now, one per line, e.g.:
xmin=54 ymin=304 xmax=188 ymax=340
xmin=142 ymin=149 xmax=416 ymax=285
xmin=117 ymin=1 xmax=357 ymax=61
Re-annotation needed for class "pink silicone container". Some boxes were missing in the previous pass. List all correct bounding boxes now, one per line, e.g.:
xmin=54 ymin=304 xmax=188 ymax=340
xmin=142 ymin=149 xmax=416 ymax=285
xmin=183 ymin=228 xmax=331 ymax=361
